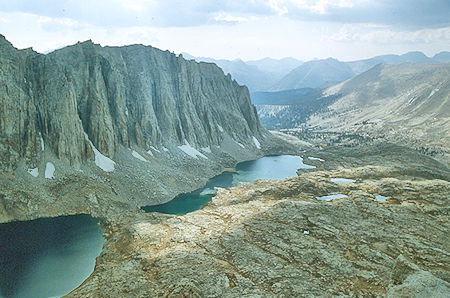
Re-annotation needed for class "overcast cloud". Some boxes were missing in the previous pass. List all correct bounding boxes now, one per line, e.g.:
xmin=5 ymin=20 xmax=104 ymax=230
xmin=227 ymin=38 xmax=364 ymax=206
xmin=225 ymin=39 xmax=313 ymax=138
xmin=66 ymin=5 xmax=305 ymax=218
xmin=0 ymin=0 xmax=448 ymax=60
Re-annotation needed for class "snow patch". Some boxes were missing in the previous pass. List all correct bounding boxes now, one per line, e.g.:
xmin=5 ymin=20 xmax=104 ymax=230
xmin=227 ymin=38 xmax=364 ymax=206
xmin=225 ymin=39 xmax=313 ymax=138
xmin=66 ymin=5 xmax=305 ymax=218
xmin=217 ymin=125 xmax=224 ymax=132
xmin=303 ymin=230 xmax=310 ymax=235
xmin=40 ymin=135 xmax=45 ymax=151
xmin=162 ymin=147 xmax=169 ymax=152
xmin=28 ymin=168 xmax=39 ymax=177
xmin=146 ymin=149 xmax=154 ymax=156
xmin=150 ymin=146 xmax=160 ymax=153
xmin=236 ymin=141 xmax=245 ymax=148
xmin=125 ymin=107 xmax=129 ymax=116
xmin=308 ymin=156 xmax=324 ymax=162
xmin=178 ymin=141 xmax=208 ymax=159
xmin=45 ymin=162 xmax=55 ymax=179
xmin=132 ymin=150 xmax=148 ymax=162
xmin=84 ymin=133 xmax=115 ymax=172
xmin=428 ymin=88 xmax=439 ymax=98
xmin=252 ymin=136 xmax=261 ymax=149
xmin=200 ymin=146 xmax=212 ymax=153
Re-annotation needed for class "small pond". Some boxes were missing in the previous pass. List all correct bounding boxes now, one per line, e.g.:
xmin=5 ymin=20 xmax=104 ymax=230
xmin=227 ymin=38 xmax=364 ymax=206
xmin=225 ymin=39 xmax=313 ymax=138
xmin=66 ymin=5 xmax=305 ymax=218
xmin=376 ymin=195 xmax=389 ymax=202
xmin=0 ymin=215 xmax=105 ymax=298
xmin=316 ymin=194 xmax=348 ymax=201
xmin=143 ymin=155 xmax=314 ymax=215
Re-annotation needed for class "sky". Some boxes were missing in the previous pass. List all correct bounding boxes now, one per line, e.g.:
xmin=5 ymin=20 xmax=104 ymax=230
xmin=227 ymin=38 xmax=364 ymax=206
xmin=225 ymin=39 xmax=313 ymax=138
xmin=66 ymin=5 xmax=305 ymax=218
xmin=0 ymin=0 xmax=449 ymax=61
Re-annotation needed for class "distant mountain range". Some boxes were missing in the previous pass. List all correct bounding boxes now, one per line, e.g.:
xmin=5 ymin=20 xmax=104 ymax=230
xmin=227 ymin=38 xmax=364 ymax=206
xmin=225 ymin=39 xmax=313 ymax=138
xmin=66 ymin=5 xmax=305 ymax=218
xmin=270 ymin=58 xmax=354 ymax=91
xmin=308 ymin=62 xmax=450 ymax=134
xmin=185 ymin=51 xmax=450 ymax=92
xmin=182 ymin=53 xmax=303 ymax=91
xmin=256 ymin=62 xmax=450 ymax=159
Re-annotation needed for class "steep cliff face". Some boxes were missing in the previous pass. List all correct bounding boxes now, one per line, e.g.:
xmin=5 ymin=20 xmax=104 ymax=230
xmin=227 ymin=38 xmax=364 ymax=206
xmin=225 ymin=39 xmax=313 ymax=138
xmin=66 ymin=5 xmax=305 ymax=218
xmin=0 ymin=35 xmax=276 ymax=215
xmin=0 ymin=35 xmax=264 ymax=171
xmin=0 ymin=36 xmax=90 ymax=170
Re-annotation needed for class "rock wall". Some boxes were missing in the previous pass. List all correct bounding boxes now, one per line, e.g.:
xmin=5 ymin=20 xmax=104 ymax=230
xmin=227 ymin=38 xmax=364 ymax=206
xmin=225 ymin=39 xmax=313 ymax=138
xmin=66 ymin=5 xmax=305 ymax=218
xmin=0 ymin=36 xmax=90 ymax=170
xmin=0 ymin=35 xmax=265 ymax=171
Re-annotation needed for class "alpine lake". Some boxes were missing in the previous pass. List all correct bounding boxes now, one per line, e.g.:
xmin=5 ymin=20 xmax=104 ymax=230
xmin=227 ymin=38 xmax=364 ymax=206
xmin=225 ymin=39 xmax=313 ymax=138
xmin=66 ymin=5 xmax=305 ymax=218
xmin=143 ymin=155 xmax=313 ymax=214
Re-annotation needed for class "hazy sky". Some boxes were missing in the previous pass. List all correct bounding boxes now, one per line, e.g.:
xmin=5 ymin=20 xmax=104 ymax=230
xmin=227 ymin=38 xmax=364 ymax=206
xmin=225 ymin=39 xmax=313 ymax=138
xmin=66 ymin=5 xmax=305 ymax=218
xmin=0 ymin=0 xmax=449 ymax=61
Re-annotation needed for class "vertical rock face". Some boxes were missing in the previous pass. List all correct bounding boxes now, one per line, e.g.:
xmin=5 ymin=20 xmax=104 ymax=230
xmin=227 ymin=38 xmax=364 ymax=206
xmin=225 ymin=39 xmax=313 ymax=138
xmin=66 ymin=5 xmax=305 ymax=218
xmin=0 ymin=35 xmax=265 ymax=170
xmin=0 ymin=35 xmax=90 ymax=170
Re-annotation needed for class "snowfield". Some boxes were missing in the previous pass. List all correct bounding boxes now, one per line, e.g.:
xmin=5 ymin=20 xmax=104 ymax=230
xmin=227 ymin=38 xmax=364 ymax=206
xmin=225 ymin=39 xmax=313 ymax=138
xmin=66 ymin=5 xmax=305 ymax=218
xmin=252 ymin=136 xmax=261 ymax=149
xmin=308 ymin=156 xmax=324 ymax=162
xmin=84 ymin=133 xmax=116 ymax=172
xmin=45 ymin=162 xmax=55 ymax=179
xmin=132 ymin=150 xmax=148 ymax=162
xmin=178 ymin=141 xmax=208 ymax=159
xmin=28 ymin=167 xmax=39 ymax=177
xmin=40 ymin=135 xmax=45 ymax=151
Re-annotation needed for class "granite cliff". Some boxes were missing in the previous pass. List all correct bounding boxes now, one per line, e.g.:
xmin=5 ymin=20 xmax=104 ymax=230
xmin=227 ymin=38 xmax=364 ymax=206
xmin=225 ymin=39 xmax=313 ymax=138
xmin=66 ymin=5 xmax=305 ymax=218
xmin=0 ymin=35 xmax=284 ymax=221
xmin=0 ymin=35 xmax=264 ymax=169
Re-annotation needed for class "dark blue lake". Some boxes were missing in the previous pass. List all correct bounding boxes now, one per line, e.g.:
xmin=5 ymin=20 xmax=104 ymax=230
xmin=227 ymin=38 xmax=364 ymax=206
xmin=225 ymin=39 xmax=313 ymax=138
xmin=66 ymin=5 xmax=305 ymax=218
xmin=143 ymin=155 xmax=313 ymax=215
xmin=0 ymin=215 xmax=105 ymax=298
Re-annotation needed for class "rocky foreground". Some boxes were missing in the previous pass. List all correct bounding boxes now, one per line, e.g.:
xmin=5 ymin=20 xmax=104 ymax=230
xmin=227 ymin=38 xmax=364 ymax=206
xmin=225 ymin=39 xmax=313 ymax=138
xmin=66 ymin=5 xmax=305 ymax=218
xmin=68 ymin=143 xmax=449 ymax=297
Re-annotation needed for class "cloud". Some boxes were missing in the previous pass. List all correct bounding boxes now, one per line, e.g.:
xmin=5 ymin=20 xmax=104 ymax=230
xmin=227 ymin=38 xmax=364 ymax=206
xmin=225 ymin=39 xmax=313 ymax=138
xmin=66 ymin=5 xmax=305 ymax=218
xmin=269 ymin=0 xmax=289 ymax=15
xmin=0 ymin=0 xmax=448 ymax=62
xmin=278 ymin=0 xmax=450 ymax=28
xmin=213 ymin=12 xmax=248 ymax=24
xmin=0 ymin=0 xmax=273 ymax=27
xmin=0 ymin=0 xmax=448 ymax=29
xmin=331 ymin=24 xmax=450 ymax=44
xmin=286 ymin=0 xmax=356 ymax=14
xmin=0 ymin=11 xmax=159 ymax=53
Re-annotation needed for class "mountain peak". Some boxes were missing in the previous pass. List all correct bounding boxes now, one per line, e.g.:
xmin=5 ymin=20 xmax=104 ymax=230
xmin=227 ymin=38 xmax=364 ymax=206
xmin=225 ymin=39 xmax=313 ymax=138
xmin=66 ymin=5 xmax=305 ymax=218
xmin=433 ymin=51 xmax=450 ymax=62
xmin=0 ymin=34 xmax=13 ymax=46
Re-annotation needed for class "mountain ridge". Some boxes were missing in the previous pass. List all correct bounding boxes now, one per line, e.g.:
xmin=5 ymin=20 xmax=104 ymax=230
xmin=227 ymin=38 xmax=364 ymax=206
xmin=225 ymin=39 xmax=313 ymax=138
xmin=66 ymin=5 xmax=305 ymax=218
xmin=257 ymin=62 xmax=450 ymax=163
xmin=186 ymin=51 xmax=450 ymax=92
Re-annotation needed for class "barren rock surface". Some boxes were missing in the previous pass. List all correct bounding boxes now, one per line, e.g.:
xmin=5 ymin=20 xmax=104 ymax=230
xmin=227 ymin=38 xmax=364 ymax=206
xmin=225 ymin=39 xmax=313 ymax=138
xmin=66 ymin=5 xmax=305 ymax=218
xmin=68 ymin=146 xmax=450 ymax=297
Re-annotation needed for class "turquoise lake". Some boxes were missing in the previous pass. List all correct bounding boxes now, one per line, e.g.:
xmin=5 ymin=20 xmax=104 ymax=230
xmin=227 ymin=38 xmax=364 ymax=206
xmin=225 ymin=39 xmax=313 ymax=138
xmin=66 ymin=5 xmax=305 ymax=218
xmin=143 ymin=155 xmax=314 ymax=215
xmin=0 ymin=215 xmax=105 ymax=298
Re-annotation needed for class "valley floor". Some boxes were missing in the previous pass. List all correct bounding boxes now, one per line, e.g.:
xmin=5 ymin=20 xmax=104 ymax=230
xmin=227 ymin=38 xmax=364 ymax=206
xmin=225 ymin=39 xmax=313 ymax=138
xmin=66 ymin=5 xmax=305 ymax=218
xmin=67 ymin=137 xmax=449 ymax=297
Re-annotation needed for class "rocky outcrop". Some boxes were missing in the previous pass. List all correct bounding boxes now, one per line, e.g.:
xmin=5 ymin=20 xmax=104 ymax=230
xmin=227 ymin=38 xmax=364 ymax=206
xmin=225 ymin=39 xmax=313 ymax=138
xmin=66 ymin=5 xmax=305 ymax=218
xmin=67 ymin=154 xmax=450 ymax=297
xmin=0 ymin=35 xmax=265 ymax=171
xmin=387 ymin=255 xmax=450 ymax=297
